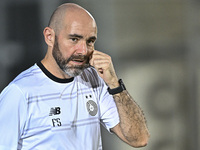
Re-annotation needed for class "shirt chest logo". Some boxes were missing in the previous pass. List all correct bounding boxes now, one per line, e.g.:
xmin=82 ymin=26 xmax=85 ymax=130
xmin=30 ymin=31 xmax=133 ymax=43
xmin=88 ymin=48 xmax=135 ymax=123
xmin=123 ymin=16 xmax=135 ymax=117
xmin=49 ymin=107 xmax=62 ymax=127
xmin=86 ymin=95 xmax=98 ymax=116
xmin=49 ymin=107 xmax=61 ymax=116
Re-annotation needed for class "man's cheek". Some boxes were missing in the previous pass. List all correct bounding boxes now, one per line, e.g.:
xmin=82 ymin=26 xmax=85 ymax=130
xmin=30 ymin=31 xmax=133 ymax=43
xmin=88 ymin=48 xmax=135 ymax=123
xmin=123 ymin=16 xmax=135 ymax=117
xmin=88 ymin=51 xmax=94 ymax=61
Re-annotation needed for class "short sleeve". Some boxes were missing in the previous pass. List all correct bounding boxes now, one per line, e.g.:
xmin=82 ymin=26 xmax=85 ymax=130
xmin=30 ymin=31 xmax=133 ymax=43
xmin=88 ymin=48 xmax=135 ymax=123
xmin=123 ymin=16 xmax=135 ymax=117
xmin=99 ymin=82 xmax=120 ymax=133
xmin=0 ymin=84 xmax=27 ymax=149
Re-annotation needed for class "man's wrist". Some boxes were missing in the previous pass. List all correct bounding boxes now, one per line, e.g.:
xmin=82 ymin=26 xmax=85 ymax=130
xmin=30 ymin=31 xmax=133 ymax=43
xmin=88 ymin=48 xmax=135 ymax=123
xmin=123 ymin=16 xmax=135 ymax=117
xmin=107 ymin=79 xmax=126 ymax=95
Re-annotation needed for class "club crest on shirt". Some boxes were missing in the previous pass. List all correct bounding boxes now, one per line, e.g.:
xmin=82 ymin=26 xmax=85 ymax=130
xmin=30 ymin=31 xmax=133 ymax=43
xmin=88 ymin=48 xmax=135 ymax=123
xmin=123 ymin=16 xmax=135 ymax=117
xmin=86 ymin=95 xmax=98 ymax=116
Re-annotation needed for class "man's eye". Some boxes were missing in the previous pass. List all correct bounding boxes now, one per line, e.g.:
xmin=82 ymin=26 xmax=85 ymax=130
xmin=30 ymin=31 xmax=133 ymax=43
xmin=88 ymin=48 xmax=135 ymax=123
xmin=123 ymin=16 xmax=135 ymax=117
xmin=71 ymin=38 xmax=78 ymax=42
xmin=87 ymin=40 xmax=94 ymax=45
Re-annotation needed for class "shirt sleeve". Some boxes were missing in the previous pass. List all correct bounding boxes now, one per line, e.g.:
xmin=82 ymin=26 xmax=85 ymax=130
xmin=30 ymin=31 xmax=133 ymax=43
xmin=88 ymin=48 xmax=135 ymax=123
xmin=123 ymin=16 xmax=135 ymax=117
xmin=99 ymin=81 xmax=120 ymax=133
xmin=0 ymin=83 xmax=27 ymax=149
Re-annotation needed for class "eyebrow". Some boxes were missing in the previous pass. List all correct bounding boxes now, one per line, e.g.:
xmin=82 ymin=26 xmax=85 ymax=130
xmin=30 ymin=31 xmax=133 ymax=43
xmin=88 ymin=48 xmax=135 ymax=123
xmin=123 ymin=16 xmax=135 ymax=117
xmin=88 ymin=36 xmax=97 ymax=41
xmin=69 ymin=34 xmax=83 ymax=38
xmin=68 ymin=34 xmax=97 ymax=41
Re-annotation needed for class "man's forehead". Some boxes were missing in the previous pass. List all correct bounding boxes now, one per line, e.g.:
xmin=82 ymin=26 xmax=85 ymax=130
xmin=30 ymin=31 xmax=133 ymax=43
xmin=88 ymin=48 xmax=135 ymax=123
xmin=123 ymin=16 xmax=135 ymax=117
xmin=64 ymin=20 xmax=97 ymax=35
xmin=70 ymin=20 xmax=96 ymax=29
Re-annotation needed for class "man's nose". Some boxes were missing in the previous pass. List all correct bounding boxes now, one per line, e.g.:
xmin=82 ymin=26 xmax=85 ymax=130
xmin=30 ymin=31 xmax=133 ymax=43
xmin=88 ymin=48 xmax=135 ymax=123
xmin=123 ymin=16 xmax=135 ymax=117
xmin=76 ymin=41 xmax=87 ymax=55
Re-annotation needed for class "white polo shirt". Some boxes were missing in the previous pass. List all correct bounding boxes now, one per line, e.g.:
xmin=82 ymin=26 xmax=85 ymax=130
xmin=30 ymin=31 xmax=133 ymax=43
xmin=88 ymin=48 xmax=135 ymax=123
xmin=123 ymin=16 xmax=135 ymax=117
xmin=0 ymin=62 xmax=119 ymax=150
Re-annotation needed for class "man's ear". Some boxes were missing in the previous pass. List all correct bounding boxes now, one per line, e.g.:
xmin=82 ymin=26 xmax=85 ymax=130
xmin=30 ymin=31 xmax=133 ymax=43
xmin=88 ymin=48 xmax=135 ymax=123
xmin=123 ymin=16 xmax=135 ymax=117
xmin=43 ymin=27 xmax=55 ymax=47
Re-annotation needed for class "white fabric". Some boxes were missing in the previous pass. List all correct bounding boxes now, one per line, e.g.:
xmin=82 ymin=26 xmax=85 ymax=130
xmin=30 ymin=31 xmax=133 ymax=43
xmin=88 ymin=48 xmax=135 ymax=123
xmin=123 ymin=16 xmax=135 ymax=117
xmin=0 ymin=63 xmax=119 ymax=150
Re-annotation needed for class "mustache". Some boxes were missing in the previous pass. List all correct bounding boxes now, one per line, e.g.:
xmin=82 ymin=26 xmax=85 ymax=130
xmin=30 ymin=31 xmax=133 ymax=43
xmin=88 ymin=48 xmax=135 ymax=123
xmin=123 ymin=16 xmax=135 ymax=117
xmin=67 ymin=55 xmax=89 ymax=63
xmin=68 ymin=52 xmax=93 ymax=63
xmin=68 ymin=55 xmax=89 ymax=61
xmin=67 ymin=54 xmax=92 ymax=68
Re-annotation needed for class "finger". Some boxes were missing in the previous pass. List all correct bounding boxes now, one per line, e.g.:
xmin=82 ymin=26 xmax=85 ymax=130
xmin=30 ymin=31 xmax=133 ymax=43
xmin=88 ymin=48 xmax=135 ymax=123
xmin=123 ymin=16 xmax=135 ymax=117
xmin=93 ymin=60 xmax=110 ymax=68
xmin=92 ymin=52 xmax=111 ymax=62
xmin=89 ymin=50 xmax=112 ymax=73
xmin=92 ymin=50 xmax=107 ymax=58
xmin=90 ymin=50 xmax=106 ymax=66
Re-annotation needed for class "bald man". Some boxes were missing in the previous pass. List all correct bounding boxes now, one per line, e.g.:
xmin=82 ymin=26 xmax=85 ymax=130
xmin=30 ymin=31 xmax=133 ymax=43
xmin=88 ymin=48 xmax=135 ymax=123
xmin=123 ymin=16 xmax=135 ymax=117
xmin=0 ymin=3 xmax=149 ymax=150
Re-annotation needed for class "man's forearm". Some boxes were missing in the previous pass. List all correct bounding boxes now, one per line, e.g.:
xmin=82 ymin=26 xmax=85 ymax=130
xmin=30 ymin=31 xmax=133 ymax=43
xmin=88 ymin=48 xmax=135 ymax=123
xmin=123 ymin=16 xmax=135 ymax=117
xmin=113 ymin=90 xmax=150 ymax=145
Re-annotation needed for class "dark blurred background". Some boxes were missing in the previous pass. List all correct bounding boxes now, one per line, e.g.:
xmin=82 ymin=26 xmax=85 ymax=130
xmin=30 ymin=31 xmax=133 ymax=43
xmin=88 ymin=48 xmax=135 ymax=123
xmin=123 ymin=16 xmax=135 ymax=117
xmin=0 ymin=0 xmax=200 ymax=150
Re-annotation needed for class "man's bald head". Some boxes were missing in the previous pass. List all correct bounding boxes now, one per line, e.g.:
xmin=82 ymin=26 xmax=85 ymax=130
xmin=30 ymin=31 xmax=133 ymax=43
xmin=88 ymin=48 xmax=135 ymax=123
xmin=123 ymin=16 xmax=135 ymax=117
xmin=48 ymin=3 xmax=96 ymax=35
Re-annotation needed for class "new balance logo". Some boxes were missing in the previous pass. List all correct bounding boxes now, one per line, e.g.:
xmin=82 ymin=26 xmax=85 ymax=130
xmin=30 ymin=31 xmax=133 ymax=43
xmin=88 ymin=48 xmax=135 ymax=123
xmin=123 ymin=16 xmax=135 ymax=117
xmin=49 ymin=107 xmax=61 ymax=116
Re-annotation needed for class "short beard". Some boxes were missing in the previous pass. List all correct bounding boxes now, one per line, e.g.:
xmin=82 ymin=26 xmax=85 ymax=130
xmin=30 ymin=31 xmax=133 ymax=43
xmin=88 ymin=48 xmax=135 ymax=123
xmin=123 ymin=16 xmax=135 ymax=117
xmin=52 ymin=36 xmax=90 ymax=77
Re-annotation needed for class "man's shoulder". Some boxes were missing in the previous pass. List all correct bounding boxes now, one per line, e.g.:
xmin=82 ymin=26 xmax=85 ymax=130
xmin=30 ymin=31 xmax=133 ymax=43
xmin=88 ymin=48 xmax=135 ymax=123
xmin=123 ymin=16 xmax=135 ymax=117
xmin=12 ymin=63 xmax=42 ymax=86
xmin=0 ymin=64 xmax=42 ymax=97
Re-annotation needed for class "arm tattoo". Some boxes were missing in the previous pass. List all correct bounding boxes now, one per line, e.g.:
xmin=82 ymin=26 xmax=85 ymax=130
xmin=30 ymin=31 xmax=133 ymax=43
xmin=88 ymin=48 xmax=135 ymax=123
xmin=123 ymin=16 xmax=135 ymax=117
xmin=113 ymin=90 xmax=148 ymax=142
